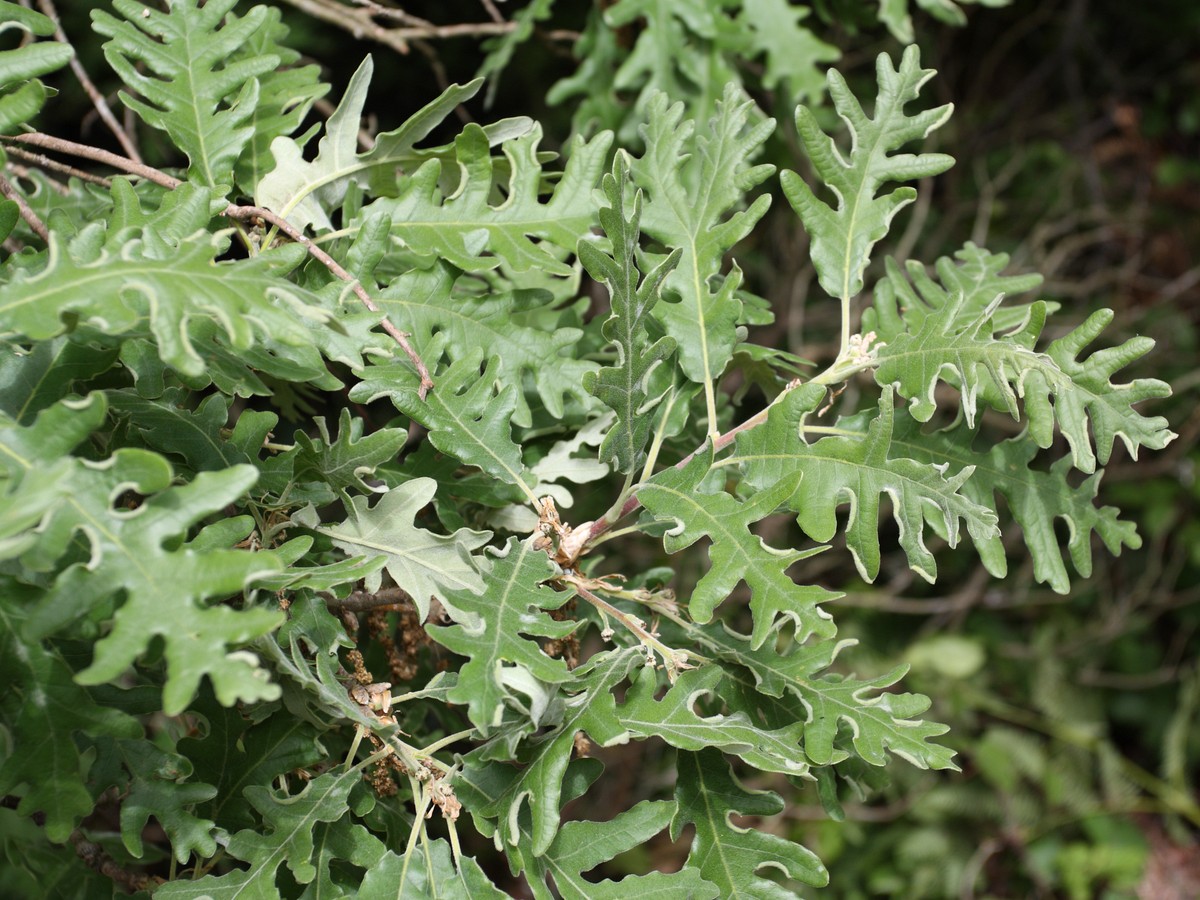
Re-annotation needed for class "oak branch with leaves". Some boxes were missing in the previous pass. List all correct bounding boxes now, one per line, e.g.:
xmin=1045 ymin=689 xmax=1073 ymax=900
xmin=0 ymin=1 xmax=1174 ymax=897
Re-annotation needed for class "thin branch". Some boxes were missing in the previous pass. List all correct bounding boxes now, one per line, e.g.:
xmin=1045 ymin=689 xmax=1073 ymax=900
xmin=70 ymin=829 xmax=160 ymax=893
xmin=0 ymin=133 xmax=434 ymax=396
xmin=35 ymin=0 xmax=143 ymax=163
xmin=321 ymin=586 xmax=414 ymax=613
xmin=0 ymin=172 xmax=49 ymax=242
xmin=0 ymin=133 xmax=179 ymax=189
xmin=225 ymin=204 xmax=433 ymax=396
xmin=4 ymin=144 xmax=113 ymax=187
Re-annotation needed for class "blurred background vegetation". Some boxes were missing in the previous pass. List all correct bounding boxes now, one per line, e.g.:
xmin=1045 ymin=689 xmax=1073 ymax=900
xmin=37 ymin=0 xmax=1199 ymax=896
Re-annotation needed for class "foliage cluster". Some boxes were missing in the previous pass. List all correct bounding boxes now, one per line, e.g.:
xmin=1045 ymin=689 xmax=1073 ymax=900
xmin=0 ymin=0 xmax=1180 ymax=896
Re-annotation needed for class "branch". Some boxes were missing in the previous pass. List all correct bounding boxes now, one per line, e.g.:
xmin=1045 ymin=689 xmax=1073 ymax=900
xmin=0 ymin=133 xmax=434 ymax=396
xmin=321 ymin=586 xmax=414 ymax=613
xmin=0 ymin=172 xmax=49 ymax=242
xmin=35 ymin=0 xmax=143 ymax=163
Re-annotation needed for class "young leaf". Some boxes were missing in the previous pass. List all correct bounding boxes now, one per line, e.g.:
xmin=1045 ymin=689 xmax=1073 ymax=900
xmin=297 ymin=478 xmax=491 ymax=621
xmin=638 ymin=446 xmax=839 ymax=648
xmin=728 ymin=385 xmax=999 ymax=582
xmin=428 ymin=537 xmax=577 ymax=733
xmin=782 ymin=45 xmax=954 ymax=304
xmin=579 ymin=154 xmax=681 ymax=472
xmin=230 ymin=6 xmax=329 ymax=194
xmin=257 ymin=56 xmax=530 ymax=233
xmin=672 ymin=748 xmax=829 ymax=895
xmin=632 ymin=85 xmax=775 ymax=421
xmin=116 ymin=741 xmax=218 ymax=864
xmin=93 ymin=0 xmax=279 ymax=188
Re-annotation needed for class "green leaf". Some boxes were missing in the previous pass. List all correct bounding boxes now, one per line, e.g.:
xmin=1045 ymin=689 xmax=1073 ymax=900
xmin=376 ymin=260 xmax=597 ymax=425
xmin=428 ymin=537 xmax=576 ymax=733
xmin=287 ymin=407 xmax=407 ymax=495
xmin=580 ymin=154 xmax=681 ymax=472
xmin=618 ymin=667 xmax=809 ymax=775
xmin=606 ymin=0 xmax=741 ymax=125
xmin=885 ymin=412 xmax=1142 ymax=593
xmin=631 ymin=85 xmax=774 ymax=392
xmin=0 ymin=1 xmax=74 ymax=134
xmin=517 ymin=798 xmax=719 ymax=900
xmin=688 ymin=625 xmax=959 ymax=770
xmin=107 ymin=388 xmax=276 ymax=474
xmin=672 ymin=748 xmax=829 ymax=896
xmin=361 ymin=123 xmax=611 ymax=277
xmin=230 ymin=6 xmax=328 ymax=194
xmin=359 ymin=840 xmax=505 ymax=900
xmin=737 ymin=0 xmax=839 ymax=102
xmin=0 ymin=337 xmax=120 ymax=424
xmin=156 ymin=768 xmax=366 ymax=899
xmin=297 ymin=819 xmax=386 ymax=900
xmin=1 ymin=398 xmax=283 ymax=713
xmin=457 ymin=649 xmax=639 ymax=855
xmin=476 ymin=0 xmax=555 ymax=104
xmin=0 ymin=225 xmax=347 ymax=389
xmin=864 ymin=243 xmax=1047 ymax=341
xmin=352 ymin=355 xmax=538 ymax=501
xmin=258 ymin=57 xmax=529 ymax=233
xmin=0 ymin=586 xmax=142 ymax=843
xmin=179 ymin=697 xmax=326 ymax=832
xmin=728 ymin=385 xmax=999 ymax=582
xmin=1030 ymin=308 xmax=1175 ymax=472
xmin=0 ymin=393 xmax=107 ymax=560
xmin=638 ymin=446 xmax=839 ymax=648
xmin=298 ymin=478 xmax=491 ymax=620
xmin=782 ymin=46 xmax=954 ymax=302
xmin=876 ymin=0 xmax=1005 ymax=43
xmin=93 ymin=0 xmax=278 ymax=188
xmin=873 ymin=294 xmax=1174 ymax=474
xmin=116 ymin=741 xmax=218 ymax=864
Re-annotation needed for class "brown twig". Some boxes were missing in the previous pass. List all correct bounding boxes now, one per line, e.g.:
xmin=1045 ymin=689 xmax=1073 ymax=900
xmin=70 ymin=830 xmax=160 ymax=893
xmin=0 ymin=132 xmax=434 ymax=396
xmin=0 ymin=172 xmax=49 ymax=242
xmin=4 ymin=144 xmax=113 ymax=188
xmin=321 ymin=586 xmax=414 ymax=613
xmin=35 ymin=0 xmax=143 ymax=163
xmin=1 ymin=133 xmax=179 ymax=189
xmin=225 ymin=204 xmax=433 ymax=396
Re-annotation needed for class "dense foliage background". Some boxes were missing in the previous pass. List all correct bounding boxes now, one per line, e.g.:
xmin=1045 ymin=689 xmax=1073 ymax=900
xmin=2 ymin=0 xmax=1196 ymax=897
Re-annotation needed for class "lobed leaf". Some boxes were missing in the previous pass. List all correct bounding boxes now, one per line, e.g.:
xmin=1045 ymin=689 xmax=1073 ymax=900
xmin=376 ymin=260 xmax=596 ymax=425
xmin=884 ymin=407 xmax=1142 ymax=593
xmin=361 ymin=122 xmax=611 ymax=277
xmin=297 ymin=478 xmax=491 ymax=621
xmin=428 ymin=537 xmax=577 ymax=733
xmin=638 ymin=445 xmax=840 ymax=648
xmin=579 ymin=153 xmax=681 ymax=471
xmin=782 ymin=45 xmax=954 ymax=302
xmin=728 ymin=384 xmax=999 ymax=582
xmin=632 ymin=85 xmax=775 ymax=391
xmin=93 ymin=0 xmax=278 ymax=188
xmin=353 ymin=355 xmax=538 ymax=498
xmin=672 ymin=748 xmax=829 ymax=895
